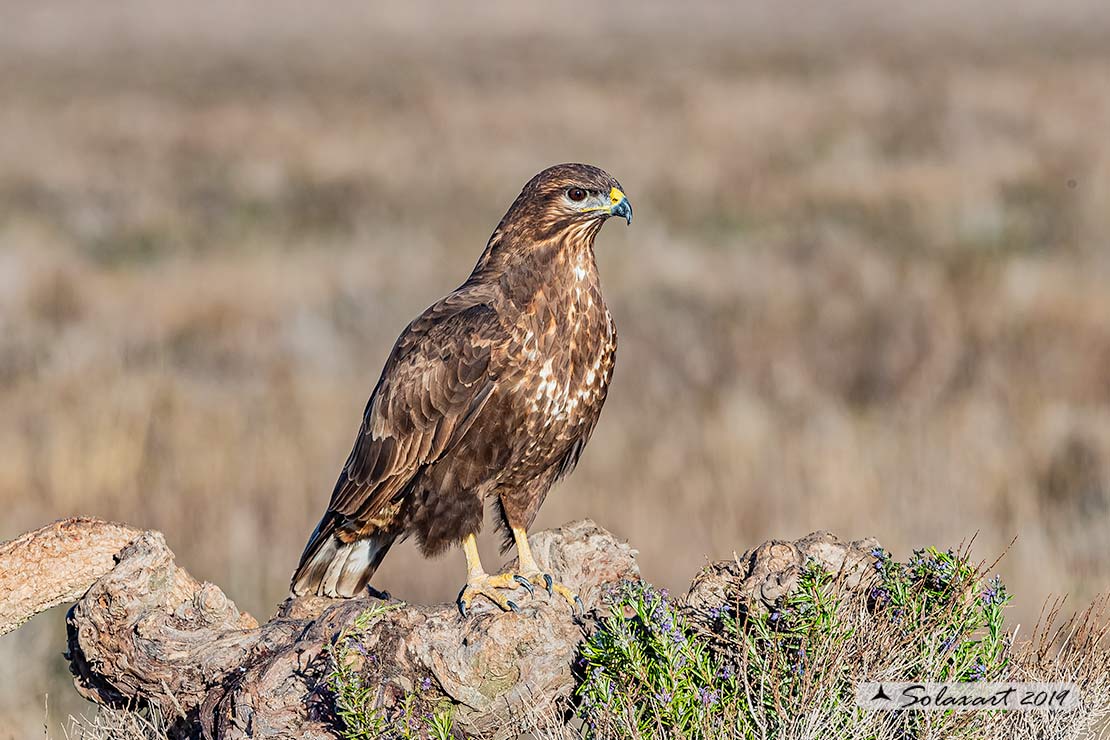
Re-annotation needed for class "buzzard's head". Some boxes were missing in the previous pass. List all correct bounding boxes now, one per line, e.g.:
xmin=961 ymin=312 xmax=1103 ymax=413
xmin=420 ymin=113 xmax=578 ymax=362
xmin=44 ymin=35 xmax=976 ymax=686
xmin=498 ymin=164 xmax=632 ymax=244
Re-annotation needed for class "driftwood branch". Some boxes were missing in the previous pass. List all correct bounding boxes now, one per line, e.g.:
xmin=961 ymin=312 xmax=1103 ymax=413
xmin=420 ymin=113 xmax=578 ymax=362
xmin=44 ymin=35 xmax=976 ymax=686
xmin=0 ymin=518 xmax=877 ymax=738
xmin=0 ymin=518 xmax=141 ymax=637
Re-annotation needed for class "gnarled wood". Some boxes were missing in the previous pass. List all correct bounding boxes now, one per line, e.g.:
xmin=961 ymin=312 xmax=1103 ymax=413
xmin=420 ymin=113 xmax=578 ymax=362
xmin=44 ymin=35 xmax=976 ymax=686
xmin=0 ymin=518 xmax=141 ymax=637
xmin=4 ymin=517 xmax=875 ymax=738
xmin=684 ymin=530 xmax=880 ymax=626
xmin=208 ymin=522 xmax=639 ymax=739
xmin=67 ymin=530 xmax=261 ymax=716
xmin=53 ymin=519 xmax=637 ymax=738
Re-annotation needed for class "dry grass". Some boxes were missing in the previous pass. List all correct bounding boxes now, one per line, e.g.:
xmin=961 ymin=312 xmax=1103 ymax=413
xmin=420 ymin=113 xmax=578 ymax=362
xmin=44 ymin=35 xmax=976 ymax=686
xmin=61 ymin=709 xmax=170 ymax=740
xmin=3 ymin=1 xmax=1110 ymax=735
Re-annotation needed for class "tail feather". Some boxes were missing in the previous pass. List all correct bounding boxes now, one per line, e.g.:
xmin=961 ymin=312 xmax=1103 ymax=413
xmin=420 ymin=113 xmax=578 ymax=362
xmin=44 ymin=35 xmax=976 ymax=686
xmin=291 ymin=515 xmax=394 ymax=597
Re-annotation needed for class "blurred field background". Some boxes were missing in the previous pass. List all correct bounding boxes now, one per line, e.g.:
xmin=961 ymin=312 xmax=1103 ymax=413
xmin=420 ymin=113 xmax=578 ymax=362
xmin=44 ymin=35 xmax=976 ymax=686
xmin=3 ymin=1 xmax=1110 ymax=734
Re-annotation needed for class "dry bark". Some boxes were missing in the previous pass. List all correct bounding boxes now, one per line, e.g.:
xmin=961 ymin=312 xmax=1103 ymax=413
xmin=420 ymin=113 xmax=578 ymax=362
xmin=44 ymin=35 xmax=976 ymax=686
xmin=683 ymin=530 xmax=881 ymax=628
xmin=1 ymin=518 xmax=876 ymax=738
xmin=0 ymin=517 xmax=142 ymax=637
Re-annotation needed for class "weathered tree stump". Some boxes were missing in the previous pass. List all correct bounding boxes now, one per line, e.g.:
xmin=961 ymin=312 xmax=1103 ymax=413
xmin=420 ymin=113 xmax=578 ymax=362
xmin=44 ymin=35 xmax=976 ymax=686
xmin=685 ymin=530 xmax=880 ymax=614
xmin=202 ymin=521 xmax=639 ymax=739
xmin=2 ymin=518 xmax=638 ymax=738
xmin=0 ymin=518 xmax=875 ymax=738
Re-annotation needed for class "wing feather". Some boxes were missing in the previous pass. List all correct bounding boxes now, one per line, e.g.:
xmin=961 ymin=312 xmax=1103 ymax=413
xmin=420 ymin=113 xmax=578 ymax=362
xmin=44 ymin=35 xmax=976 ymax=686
xmin=325 ymin=292 xmax=503 ymax=525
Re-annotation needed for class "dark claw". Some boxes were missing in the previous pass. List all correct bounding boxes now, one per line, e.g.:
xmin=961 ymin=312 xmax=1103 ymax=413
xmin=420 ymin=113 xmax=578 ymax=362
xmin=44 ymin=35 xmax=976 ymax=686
xmin=367 ymin=585 xmax=391 ymax=601
xmin=544 ymin=574 xmax=554 ymax=595
xmin=507 ymin=600 xmax=520 ymax=613
xmin=457 ymin=589 xmax=468 ymax=617
xmin=574 ymin=596 xmax=585 ymax=614
xmin=513 ymin=574 xmax=535 ymax=596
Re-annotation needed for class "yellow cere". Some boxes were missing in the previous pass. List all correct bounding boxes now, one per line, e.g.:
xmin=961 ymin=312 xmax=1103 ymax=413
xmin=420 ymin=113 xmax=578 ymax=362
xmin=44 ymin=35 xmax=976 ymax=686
xmin=580 ymin=187 xmax=627 ymax=213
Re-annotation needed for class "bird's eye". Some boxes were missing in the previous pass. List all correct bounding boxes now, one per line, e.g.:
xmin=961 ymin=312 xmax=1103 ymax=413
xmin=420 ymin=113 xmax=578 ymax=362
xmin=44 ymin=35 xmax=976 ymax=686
xmin=567 ymin=187 xmax=587 ymax=202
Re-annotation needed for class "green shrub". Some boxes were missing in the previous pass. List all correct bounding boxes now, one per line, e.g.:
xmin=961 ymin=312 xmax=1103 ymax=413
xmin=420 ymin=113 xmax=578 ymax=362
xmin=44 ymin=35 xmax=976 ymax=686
xmin=576 ymin=546 xmax=1012 ymax=739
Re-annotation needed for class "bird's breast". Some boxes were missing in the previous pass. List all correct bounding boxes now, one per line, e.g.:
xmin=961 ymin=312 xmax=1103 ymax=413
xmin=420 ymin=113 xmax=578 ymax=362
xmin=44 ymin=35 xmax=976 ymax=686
xmin=506 ymin=279 xmax=616 ymax=435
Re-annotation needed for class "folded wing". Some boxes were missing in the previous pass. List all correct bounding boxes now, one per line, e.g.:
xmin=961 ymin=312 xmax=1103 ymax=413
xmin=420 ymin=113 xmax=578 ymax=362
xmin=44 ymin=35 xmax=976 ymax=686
xmin=291 ymin=289 xmax=504 ymax=595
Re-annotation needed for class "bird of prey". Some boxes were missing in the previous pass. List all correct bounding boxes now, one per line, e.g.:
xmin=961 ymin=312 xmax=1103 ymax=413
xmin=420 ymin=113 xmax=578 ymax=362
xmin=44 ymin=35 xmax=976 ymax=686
xmin=291 ymin=163 xmax=632 ymax=614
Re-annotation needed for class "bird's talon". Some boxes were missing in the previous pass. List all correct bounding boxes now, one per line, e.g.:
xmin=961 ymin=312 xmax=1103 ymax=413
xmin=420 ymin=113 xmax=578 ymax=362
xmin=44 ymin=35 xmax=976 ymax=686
xmin=367 ymin=585 xmax=392 ymax=601
xmin=517 ymin=572 xmax=580 ymax=613
xmin=513 ymin=574 xmax=535 ymax=596
xmin=458 ymin=574 xmax=531 ymax=615
xmin=458 ymin=566 xmax=580 ymax=616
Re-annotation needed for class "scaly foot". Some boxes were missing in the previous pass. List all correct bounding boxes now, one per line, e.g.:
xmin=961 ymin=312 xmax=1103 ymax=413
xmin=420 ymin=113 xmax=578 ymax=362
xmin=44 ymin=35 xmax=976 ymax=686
xmin=457 ymin=572 xmax=525 ymax=616
xmin=455 ymin=571 xmax=583 ymax=616
xmin=455 ymin=532 xmax=583 ymax=616
xmin=516 ymin=570 xmax=584 ymax=614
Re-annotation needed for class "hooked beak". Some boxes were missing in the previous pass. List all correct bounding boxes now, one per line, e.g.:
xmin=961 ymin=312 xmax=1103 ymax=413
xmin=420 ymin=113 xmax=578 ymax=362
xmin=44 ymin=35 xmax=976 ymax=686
xmin=608 ymin=187 xmax=633 ymax=225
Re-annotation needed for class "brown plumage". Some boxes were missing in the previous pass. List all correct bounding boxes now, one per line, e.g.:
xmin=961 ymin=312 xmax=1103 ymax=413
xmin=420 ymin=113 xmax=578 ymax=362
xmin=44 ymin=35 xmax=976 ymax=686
xmin=291 ymin=163 xmax=631 ymax=609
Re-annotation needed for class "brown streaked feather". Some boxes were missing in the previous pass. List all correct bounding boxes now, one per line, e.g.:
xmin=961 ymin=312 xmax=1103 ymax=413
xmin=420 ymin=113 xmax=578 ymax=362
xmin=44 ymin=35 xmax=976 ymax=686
xmin=328 ymin=295 xmax=503 ymax=522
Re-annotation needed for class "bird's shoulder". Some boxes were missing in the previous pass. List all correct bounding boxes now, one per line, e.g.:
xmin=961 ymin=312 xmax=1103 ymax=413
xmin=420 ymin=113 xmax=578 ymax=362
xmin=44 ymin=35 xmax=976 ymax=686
xmin=391 ymin=283 xmax=511 ymax=359
xmin=366 ymin=283 xmax=516 ymax=435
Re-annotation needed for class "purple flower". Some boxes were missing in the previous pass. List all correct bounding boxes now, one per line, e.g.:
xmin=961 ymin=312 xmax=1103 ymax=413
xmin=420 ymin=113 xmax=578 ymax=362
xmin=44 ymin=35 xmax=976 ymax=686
xmin=981 ymin=576 xmax=1005 ymax=606
xmin=420 ymin=676 xmax=432 ymax=691
xmin=698 ymin=687 xmax=719 ymax=707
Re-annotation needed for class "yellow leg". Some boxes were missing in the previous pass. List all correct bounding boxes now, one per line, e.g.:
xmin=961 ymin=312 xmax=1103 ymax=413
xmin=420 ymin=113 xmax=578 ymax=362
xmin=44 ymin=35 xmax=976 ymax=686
xmin=510 ymin=526 xmax=582 ymax=612
xmin=462 ymin=532 xmax=486 ymax=580
xmin=512 ymin=526 xmax=542 ymax=574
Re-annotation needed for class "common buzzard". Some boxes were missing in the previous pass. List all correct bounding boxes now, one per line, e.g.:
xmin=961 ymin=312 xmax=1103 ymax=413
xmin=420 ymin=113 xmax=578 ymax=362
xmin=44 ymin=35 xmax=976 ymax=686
xmin=291 ymin=163 xmax=631 ymax=614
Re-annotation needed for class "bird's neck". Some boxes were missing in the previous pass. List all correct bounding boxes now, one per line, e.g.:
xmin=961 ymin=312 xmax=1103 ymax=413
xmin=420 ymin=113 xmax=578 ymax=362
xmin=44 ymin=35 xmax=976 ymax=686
xmin=470 ymin=226 xmax=602 ymax=307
